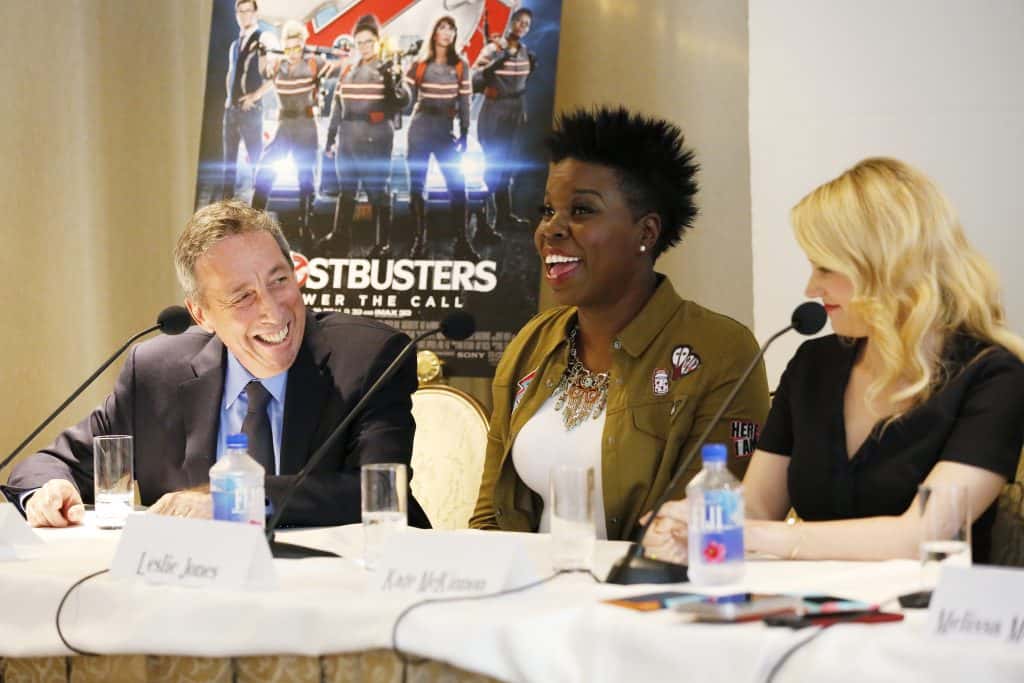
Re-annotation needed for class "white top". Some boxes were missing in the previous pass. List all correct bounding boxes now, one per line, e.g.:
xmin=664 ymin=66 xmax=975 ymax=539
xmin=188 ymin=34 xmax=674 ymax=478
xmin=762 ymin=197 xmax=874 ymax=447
xmin=511 ymin=393 xmax=608 ymax=539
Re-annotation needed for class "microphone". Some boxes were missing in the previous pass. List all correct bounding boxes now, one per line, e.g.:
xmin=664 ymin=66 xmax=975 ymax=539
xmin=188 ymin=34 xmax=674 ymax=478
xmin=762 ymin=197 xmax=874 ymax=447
xmin=439 ymin=311 xmax=475 ymax=341
xmin=265 ymin=311 xmax=477 ymax=559
xmin=790 ymin=301 xmax=827 ymax=336
xmin=1 ymin=306 xmax=193 ymax=473
xmin=157 ymin=306 xmax=193 ymax=335
xmin=605 ymin=302 xmax=826 ymax=584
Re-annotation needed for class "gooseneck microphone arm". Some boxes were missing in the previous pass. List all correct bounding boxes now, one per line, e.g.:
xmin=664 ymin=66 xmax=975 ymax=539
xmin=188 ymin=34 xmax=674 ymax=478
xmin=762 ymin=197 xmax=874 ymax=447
xmin=606 ymin=302 xmax=826 ymax=584
xmin=634 ymin=324 xmax=793 ymax=551
xmin=264 ymin=326 xmax=435 ymax=539
xmin=264 ymin=312 xmax=475 ymax=558
xmin=1 ymin=306 xmax=192 ymax=473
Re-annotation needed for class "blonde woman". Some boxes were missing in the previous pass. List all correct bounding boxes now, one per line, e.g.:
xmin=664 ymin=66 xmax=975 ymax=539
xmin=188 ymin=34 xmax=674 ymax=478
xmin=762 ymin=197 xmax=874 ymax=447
xmin=644 ymin=158 xmax=1024 ymax=563
xmin=252 ymin=20 xmax=337 ymax=244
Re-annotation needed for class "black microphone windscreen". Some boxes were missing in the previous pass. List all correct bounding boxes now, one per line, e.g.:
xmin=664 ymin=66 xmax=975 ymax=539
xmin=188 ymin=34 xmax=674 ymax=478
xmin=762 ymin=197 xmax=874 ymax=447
xmin=792 ymin=302 xmax=827 ymax=335
xmin=157 ymin=306 xmax=193 ymax=335
xmin=439 ymin=311 xmax=476 ymax=341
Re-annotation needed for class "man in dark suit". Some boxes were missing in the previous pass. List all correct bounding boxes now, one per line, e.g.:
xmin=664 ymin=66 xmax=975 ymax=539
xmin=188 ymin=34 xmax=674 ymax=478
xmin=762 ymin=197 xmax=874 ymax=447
xmin=6 ymin=200 xmax=428 ymax=528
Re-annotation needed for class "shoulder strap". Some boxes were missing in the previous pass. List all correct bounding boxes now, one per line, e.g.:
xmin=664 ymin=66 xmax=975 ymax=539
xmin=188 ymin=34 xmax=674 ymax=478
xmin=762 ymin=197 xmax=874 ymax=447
xmin=456 ymin=60 xmax=464 ymax=80
xmin=414 ymin=60 xmax=428 ymax=87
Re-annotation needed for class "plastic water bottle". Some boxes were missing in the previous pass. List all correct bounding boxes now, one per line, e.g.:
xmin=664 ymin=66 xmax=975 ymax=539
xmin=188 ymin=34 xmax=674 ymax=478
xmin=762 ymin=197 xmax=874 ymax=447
xmin=210 ymin=433 xmax=266 ymax=527
xmin=687 ymin=443 xmax=745 ymax=585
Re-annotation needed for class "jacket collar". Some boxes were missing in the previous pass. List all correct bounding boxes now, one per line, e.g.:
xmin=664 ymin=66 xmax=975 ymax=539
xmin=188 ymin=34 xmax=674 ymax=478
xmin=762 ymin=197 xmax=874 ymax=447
xmin=180 ymin=333 xmax=226 ymax=487
xmin=615 ymin=275 xmax=683 ymax=358
xmin=279 ymin=310 xmax=331 ymax=475
xmin=178 ymin=309 xmax=330 ymax=483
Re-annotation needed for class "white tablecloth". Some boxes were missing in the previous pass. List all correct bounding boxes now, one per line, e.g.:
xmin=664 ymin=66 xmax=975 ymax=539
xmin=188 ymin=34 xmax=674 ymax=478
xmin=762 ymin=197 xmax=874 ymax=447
xmin=1 ymin=514 xmax=1022 ymax=683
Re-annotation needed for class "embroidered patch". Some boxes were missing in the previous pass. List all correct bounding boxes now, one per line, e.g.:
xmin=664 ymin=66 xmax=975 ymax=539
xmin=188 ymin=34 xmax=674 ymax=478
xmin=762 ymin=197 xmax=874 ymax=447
xmin=513 ymin=369 xmax=537 ymax=411
xmin=730 ymin=420 xmax=760 ymax=457
xmin=671 ymin=345 xmax=702 ymax=379
xmin=652 ymin=368 xmax=671 ymax=396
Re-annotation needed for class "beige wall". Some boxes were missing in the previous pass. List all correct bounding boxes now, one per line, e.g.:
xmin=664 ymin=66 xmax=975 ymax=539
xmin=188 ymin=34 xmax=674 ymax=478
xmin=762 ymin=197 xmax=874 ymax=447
xmin=750 ymin=0 xmax=1024 ymax=387
xmin=0 ymin=1 xmax=211 ymax=478
xmin=0 ymin=0 xmax=751 ymax=478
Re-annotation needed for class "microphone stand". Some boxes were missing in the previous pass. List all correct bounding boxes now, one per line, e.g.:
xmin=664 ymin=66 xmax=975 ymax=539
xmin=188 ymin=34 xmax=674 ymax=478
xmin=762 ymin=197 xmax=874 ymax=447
xmin=265 ymin=324 xmax=448 ymax=559
xmin=605 ymin=325 xmax=794 ymax=584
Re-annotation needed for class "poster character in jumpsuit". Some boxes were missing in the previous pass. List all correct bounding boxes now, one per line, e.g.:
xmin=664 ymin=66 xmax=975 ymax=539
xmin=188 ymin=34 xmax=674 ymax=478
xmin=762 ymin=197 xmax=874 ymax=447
xmin=251 ymin=20 xmax=336 ymax=246
xmin=317 ymin=33 xmax=353 ymax=198
xmin=324 ymin=15 xmax=410 ymax=258
xmin=471 ymin=7 xmax=536 ymax=242
xmin=404 ymin=15 xmax=479 ymax=261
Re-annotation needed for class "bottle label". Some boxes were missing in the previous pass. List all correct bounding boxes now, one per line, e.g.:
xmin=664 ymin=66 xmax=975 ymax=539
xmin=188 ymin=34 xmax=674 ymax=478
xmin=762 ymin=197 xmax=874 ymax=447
xmin=211 ymin=477 xmax=264 ymax=526
xmin=695 ymin=490 xmax=744 ymax=564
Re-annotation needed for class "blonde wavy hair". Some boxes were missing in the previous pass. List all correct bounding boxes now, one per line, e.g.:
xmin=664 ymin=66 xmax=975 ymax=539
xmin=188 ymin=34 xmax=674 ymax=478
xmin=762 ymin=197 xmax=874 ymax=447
xmin=791 ymin=157 xmax=1024 ymax=417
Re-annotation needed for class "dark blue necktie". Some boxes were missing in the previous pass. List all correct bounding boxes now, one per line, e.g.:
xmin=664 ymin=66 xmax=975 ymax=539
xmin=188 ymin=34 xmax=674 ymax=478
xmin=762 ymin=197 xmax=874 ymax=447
xmin=242 ymin=380 xmax=274 ymax=475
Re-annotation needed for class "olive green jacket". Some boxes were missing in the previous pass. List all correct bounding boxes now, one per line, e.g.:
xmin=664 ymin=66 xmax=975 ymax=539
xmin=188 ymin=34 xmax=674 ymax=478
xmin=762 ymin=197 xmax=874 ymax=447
xmin=469 ymin=277 xmax=770 ymax=540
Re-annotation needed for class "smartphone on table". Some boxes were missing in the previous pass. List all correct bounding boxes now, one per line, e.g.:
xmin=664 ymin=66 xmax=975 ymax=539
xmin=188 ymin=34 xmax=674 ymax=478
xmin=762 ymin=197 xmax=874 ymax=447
xmin=764 ymin=611 xmax=905 ymax=628
xmin=674 ymin=593 xmax=804 ymax=623
xmin=604 ymin=591 xmax=705 ymax=612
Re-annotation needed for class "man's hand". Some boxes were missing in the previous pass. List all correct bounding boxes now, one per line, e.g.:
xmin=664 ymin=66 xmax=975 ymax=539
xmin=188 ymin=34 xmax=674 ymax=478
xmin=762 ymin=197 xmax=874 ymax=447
xmin=149 ymin=490 xmax=213 ymax=519
xmin=640 ymin=498 xmax=689 ymax=564
xmin=25 ymin=479 xmax=84 ymax=528
xmin=239 ymin=93 xmax=259 ymax=111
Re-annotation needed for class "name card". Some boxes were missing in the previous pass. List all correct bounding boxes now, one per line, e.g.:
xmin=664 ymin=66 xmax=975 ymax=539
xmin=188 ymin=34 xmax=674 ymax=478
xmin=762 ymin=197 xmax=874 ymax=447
xmin=110 ymin=514 xmax=276 ymax=590
xmin=928 ymin=565 xmax=1024 ymax=645
xmin=0 ymin=503 xmax=43 ymax=560
xmin=374 ymin=530 xmax=543 ymax=596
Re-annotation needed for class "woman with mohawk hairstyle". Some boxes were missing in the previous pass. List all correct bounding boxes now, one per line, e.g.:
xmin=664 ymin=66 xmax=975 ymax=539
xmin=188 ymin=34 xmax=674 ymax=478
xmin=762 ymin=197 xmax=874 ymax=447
xmin=470 ymin=107 xmax=770 ymax=542
xmin=645 ymin=158 xmax=1024 ymax=564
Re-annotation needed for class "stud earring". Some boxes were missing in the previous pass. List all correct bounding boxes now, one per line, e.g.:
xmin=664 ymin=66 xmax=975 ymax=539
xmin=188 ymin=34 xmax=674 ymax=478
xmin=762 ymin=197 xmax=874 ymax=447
xmin=639 ymin=245 xmax=647 ymax=254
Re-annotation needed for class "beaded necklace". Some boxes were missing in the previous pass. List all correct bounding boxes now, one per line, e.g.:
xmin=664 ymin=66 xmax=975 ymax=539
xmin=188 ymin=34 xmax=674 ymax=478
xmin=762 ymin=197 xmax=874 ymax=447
xmin=552 ymin=326 xmax=610 ymax=430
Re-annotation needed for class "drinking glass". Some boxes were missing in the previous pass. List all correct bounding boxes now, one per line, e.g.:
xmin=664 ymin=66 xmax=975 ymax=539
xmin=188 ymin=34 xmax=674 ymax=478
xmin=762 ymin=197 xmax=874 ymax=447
xmin=93 ymin=435 xmax=134 ymax=529
xmin=361 ymin=463 xmax=408 ymax=570
xmin=918 ymin=484 xmax=971 ymax=588
xmin=549 ymin=465 xmax=596 ymax=572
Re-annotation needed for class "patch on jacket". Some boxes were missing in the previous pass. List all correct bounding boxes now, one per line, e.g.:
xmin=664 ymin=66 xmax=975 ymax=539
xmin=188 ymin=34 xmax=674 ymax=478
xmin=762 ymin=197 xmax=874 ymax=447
xmin=671 ymin=344 xmax=701 ymax=379
xmin=513 ymin=368 xmax=538 ymax=411
xmin=652 ymin=368 xmax=671 ymax=396
xmin=730 ymin=420 xmax=760 ymax=457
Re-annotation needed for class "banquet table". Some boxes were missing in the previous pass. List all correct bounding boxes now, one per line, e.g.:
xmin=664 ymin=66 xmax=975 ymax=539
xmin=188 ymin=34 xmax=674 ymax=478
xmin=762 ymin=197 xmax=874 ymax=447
xmin=1 ymin=512 xmax=1021 ymax=683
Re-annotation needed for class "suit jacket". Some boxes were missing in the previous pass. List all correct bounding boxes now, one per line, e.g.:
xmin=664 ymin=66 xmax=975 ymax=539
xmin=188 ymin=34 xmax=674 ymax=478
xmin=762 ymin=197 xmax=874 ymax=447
xmin=6 ymin=309 xmax=429 ymax=528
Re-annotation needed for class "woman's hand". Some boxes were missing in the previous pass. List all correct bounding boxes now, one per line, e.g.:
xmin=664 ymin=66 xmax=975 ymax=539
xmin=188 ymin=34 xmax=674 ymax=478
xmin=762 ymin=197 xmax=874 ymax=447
xmin=640 ymin=499 xmax=689 ymax=564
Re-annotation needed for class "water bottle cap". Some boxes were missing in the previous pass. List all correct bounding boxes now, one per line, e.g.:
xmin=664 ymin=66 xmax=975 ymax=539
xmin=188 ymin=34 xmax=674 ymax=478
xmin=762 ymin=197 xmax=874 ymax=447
xmin=226 ymin=433 xmax=248 ymax=449
xmin=701 ymin=443 xmax=727 ymax=463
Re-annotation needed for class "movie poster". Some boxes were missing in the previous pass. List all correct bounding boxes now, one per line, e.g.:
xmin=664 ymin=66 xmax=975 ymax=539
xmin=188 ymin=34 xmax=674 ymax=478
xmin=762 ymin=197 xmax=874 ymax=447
xmin=194 ymin=0 xmax=563 ymax=376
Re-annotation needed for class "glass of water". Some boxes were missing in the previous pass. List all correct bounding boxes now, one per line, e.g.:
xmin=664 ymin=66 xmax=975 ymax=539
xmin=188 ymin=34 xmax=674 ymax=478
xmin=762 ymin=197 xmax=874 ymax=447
xmin=361 ymin=463 xmax=408 ymax=570
xmin=918 ymin=484 xmax=971 ymax=587
xmin=550 ymin=465 xmax=596 ymax=572
xmin=93 ymin=435 xmax=134 ymax=529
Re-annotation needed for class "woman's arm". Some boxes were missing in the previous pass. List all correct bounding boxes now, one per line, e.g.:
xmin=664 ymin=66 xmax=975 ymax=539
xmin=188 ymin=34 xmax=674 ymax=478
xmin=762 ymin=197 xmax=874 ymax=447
xmin=468 ymin=376 xmax=514 ymax=530
xmin=641 ymin=448 xmax=790 ymax=562
xmin=747 ymin=460 xmax=1007 ymax=560
xmin=742 ymin=449 xmax=791 ymax=520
